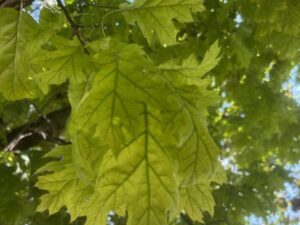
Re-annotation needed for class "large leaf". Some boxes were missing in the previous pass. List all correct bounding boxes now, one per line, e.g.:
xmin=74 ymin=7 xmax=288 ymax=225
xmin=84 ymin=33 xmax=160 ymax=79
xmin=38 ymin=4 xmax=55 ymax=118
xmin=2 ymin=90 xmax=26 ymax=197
xmin=121 ymin=0 xmax=204 ymax=46
xmin=37 ymin=39 xmax=223 ymax=225
xmin=157 ymin=43 xmax=221 ymax=184
xmin=82 ymin=105 xmax=179 ymax=225
xmin=71 ymin=41 xmax=164 ymax=153
xmin=0 ymin=8 xmax=40 ymax=100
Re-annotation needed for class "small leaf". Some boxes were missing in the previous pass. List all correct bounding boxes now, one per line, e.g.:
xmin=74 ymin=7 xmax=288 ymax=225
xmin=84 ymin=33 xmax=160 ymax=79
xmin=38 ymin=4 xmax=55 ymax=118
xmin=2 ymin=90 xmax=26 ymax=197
xmin=121 ymin=0 xmax=205 ymax=46
xmin=32 ymin=37 xmax=91 ymax=93
xmin=158 ymin=41 xmax=221 ymax=85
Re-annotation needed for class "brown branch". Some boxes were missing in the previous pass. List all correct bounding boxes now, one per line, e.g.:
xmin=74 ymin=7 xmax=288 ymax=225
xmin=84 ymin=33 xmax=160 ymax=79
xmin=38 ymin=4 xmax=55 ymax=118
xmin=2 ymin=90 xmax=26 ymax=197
xmin=3 ymin=107 xmax=71 ymax=151
xmin=56 ymin=0 xmax=89 ymax=54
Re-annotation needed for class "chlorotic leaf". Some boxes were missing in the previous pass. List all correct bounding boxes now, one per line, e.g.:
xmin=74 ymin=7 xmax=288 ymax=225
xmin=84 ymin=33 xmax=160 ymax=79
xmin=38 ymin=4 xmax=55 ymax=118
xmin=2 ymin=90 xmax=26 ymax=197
xmin=36 ymin=38 xmax=223 ymax=225
xmin=121 ymin=0 xmax=205 ymax=46
xmin=2 ymin=1 xmax=299 ymax=225
xmin=34 ymin=14 xmax=224 ymax=225
xmin=82 ymin=105 xmax=179 ymax=225
xmin=71 ymin=41 xmax=164 ymax=153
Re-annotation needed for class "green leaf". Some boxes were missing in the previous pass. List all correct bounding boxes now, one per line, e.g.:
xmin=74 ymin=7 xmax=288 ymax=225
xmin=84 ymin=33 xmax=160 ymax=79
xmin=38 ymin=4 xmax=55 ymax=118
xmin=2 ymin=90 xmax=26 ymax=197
xmin=229 ymin=35 xmax=253 ymax=69
xmin=212 ymin=163 xmax=227 ymax=185
xmin=157 ymin=43 xmax=221 ymax=184
xmin=32 ymin=37 xmax=90 ymax=93
xmin=37 ymin=39 xmax=222 ymax=225
xmin=121 ymin=0 xmax=205 ymax=46
xmin=158 ymin=41 xmax=221 ymax=86
xmin=68 ymin=72 xmax=94 ymax=108
xmin=82 ymin=105 xmax=179 ymax=225
xmin=254 ymin=0 xmax=286 ymax=24
xmin=278 ymin=0 xmax=300 ymax=35
xmin=71 ymin=41 xmax=164 ymax=153
xmin=0 ymin=8 xmax=40 ymax=100
xmin=37 ymin=105 xmax=180 ymax=225
xmin=36 ymin=145 xmax=94 ymax=221
xmin=180 ymin=163 xmax=225 ymax=222
xmin=180 ymin=182 xmax=214 ymax=222
xmin=0 ymin=164 xmax=34 ymax=225
xmin=173 ymin=98 xmax=219 ymax=185
xmin=39 ymin=8 xmax=64 ymax=38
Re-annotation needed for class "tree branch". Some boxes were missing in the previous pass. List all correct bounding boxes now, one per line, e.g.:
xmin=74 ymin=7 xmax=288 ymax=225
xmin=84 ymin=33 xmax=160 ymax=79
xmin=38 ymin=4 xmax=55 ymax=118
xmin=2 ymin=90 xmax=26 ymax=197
xmin=56 ymin=0 xmax=89 ymax=54
xmin=2 ymin=107 xmax=71 ymax=151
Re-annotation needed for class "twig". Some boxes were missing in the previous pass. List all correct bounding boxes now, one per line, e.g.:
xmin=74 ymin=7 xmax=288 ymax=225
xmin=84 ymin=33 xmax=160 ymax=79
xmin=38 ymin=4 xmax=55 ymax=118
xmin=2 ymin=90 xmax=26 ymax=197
xmin=56 ymin=0 xmax=89 ymax=54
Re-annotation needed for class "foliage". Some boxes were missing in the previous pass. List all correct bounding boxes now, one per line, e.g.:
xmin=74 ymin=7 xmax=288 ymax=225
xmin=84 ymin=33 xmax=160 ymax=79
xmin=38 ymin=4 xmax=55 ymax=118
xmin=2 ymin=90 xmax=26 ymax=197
xmin=0 ymin=0 xmax=300 ymax=225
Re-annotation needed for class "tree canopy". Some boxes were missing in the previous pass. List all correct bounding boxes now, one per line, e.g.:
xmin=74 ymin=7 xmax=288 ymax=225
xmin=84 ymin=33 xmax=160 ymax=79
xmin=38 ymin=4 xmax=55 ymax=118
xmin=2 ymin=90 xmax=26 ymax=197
xmin=0 ymin=0 xmax=300 ymax=225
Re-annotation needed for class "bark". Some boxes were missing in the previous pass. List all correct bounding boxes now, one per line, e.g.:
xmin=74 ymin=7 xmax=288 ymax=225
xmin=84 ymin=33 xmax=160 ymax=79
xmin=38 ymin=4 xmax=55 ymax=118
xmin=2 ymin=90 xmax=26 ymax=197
xmin=3 ymin=107 xmax=71 ymax=151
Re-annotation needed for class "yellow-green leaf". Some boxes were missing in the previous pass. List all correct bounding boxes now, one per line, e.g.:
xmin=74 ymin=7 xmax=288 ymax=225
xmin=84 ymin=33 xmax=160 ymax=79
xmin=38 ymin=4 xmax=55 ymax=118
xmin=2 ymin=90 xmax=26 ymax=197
xmin=71 ymin=41 xmax=163 ymax=153
xmin=83 ymin=105 xmax=179 ymax=225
